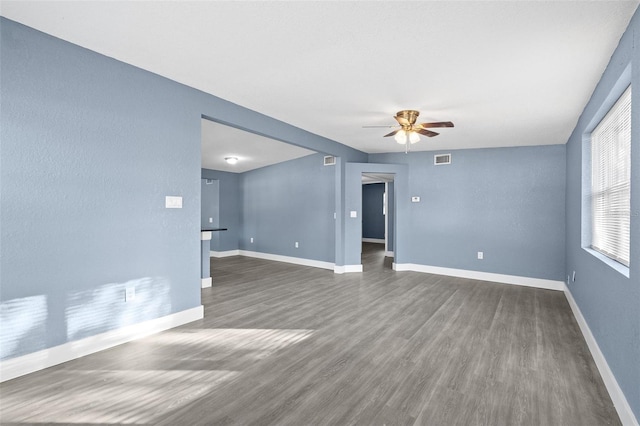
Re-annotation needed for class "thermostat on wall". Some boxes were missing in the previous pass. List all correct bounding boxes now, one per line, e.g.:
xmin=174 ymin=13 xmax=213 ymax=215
xmin=411 ymin=196 xmax=420 ymax=203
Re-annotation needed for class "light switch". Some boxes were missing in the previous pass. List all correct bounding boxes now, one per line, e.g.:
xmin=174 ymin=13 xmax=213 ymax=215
xmin=350 ymin=211 xmax=357 ymax=218
xmin=411 ymin=196 xmax=420 ymax=203
xmin=165 ymin=196 xmax=182 ymax=209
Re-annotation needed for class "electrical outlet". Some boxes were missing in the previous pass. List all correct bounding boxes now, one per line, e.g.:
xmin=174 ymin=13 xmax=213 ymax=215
xmin=295 ymin=242 xmax=299 ymax=248
xmin=125 ymin=287 xmax=135 ymax=302
xmin=477 ymin=251 xmax=484 ymax=260
xmin=209 ymin=217 xmax=213 ymax=223
xmin=250 ymin=237 xmax=254 ymax=243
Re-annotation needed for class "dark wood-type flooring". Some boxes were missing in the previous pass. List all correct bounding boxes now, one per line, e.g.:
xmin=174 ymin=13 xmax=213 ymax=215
xmin=0 ymin=243 xmax=619 ymax=425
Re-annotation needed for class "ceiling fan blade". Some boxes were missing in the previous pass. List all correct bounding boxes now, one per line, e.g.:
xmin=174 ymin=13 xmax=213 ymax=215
xmin=394 ymin=115 xmax=411 ymax=126
xmin=383 ymin=129 xmax=401 ymax=137
xmin=416 ymin=128 xmax=439 ymax=137
xmin=418 ymin=121 xmax=454 ymax=128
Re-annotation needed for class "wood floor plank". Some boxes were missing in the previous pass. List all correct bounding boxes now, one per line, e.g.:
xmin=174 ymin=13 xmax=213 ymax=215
xmin=0 ymin=243 xmax=620 ymax=425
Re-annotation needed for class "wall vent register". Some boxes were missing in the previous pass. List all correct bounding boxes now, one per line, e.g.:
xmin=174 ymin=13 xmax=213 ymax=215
xmin=434 ymin=153 xmax=452 ymax=165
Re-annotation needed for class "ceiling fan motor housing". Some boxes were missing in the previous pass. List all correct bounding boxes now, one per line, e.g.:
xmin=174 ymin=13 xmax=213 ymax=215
xmin=396 ymin=110 xmax=420 ymax=126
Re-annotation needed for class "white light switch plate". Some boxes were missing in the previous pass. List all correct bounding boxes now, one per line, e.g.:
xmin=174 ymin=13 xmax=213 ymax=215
xmin=411 ymin=196 xmax=420 ymax=202
xmin=165 ymin=196 xmax=182 ymax=209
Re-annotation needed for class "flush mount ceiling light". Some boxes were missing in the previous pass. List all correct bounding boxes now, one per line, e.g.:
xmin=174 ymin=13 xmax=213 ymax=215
xmin=364 ymin=110 xmax=454 ymax=153
xmin=224 ymin=157 xmax=238 ymax=165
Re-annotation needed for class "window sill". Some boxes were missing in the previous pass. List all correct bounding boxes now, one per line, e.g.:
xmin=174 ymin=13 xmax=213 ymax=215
xmin=583 ymin=247 xmax=630 ymax=278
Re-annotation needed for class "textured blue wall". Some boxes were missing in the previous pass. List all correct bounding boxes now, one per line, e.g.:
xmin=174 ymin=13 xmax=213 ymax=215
xmin=370 ymin=145 xmax=566 ymax=281
xmin=240 ymin=154 xmax=335 ymax=262
xmin=362 ymin=183 xmax=385 ymax=240
xmin=201 ymin=169 xmax=240 ymax=252
xmin=0 ymin=18 xmax=202 ymax=359
xmin=201 ymin=178 xmax=220 ymax=229
xmin=0 ymin=18 xmax=364 ymax=361
xmin=565 ymin=8 xmax=640 ymax=420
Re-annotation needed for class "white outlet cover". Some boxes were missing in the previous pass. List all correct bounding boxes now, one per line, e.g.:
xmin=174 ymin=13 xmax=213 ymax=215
xmin=411 ymin=196 xmax=420 ymax=202
xmin=209 ymin=217 xmax=213 ymax=223
xmin=478 ymin=251 xmax=484 ymax=259
xmin=350 ymin=211 xmax=357 ymax=218
xmin=125 ymin=287 xmax=135 ymax=302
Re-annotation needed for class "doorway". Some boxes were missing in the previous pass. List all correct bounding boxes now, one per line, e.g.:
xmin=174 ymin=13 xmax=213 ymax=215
xmin=361 ymin=173 xmax=395 ymax=270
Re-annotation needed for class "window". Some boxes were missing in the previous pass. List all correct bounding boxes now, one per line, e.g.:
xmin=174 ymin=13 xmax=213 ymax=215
xmin=590 ymin=85 xmax=631 ymax=267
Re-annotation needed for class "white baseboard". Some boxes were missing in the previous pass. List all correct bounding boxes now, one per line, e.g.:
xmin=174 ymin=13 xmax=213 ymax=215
xmin=210 ymin=249 xmax=240 ymax=258
xmin=564 ymin=287 xmax=639 ymax=426
xmin=334 ymin=264 xmax=363 ymax=274
xmin=385 ymin=251 xmax=394 ymax=258
xmin=239 ymin=250 xmax=335 ymax=271
xmin=362 ymin=238 xmax=385 ymax=244
xmin=0 ymin=305 xmax=204 ymax=383
xmin=201 ymin=277 xmax=212 ymax=288
xmin=392 ymin=263 xmax=565 ymax=291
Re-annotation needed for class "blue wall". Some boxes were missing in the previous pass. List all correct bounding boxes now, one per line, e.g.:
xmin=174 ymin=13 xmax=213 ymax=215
xmin=1 ymin=18 xmax=202 ymax=360
xmin=370 ymin=146 xmax=566 ymax=281
xmin=0 ymin=18 xmax=364 ymax=361
xmin=201 ymin=178 xmax=220 ymax=229
xmin=201 ymin=169 xmax=240 ymax=252
xmin=240 ymin=154 xmax=335 ymax=263
xmin=565 ymin=7 xmax=640 ymax=420
xmin=362 ymin=183 xmax=385 ymax=240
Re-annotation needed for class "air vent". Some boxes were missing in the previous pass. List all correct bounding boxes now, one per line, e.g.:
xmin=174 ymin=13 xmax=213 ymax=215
xmin=434 ymin=154 xmax=451 ymax=165
xmin=324 ymin=156 xmax=336 ymax=166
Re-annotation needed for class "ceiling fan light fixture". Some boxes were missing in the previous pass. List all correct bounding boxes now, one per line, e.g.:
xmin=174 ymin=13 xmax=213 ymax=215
xmin=409 ymin=131 xmax=420 ymax=144
xmin=394 ymin=130 xmax=407 ymax=144
xmin=225 ymin=157 xmax=238 ymax=165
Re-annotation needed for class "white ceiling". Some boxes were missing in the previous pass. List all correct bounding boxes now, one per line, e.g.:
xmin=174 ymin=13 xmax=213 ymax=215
xmin=2 ymin=1 xmax=638 ymax=159
xmin=201 ymin=118 xmax=315 ymax=173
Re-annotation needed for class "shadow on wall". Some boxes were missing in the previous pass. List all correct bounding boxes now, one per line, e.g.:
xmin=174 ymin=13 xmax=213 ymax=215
xmin=1 ymin=277 xmax=172 ymax=361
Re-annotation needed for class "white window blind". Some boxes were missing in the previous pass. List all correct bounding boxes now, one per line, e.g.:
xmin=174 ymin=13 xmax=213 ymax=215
xmin=591 ymin=85 xmax=631 ymax=267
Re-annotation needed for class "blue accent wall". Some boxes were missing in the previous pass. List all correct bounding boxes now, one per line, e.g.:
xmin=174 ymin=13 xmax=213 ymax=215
xmin=240 ymin=154 xmax=335 ymax=263
xmin=1 ymin=18 xmax=202 ymax=360
xmin=201 ymin=178 xmax=220 ymax=229
xmin=201 ymin=169 xmax=240 ymax=252
xmin=565 ymin=7 xmax=640 ymax=420
xmin=362 ymin=183 xmax=385 ymax=240
xmin=0 ymin=18 xmax=364 ymax=361
xmin=370 ymin=146 xmax=566 ymax=281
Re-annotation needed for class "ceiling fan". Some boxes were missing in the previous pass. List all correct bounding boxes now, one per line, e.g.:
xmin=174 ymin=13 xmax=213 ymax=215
xmin=364 ymin=110 xmax=454 ymax=152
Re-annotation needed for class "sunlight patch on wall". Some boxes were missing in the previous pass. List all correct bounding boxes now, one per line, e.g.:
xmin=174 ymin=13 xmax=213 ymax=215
xmin=0 ymin=295 xmax=47 ymax=360
xmin=0 ymin=369 xmax=238 ymax=424
xmin=66 ymin=277 xmax=171 ymax=341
